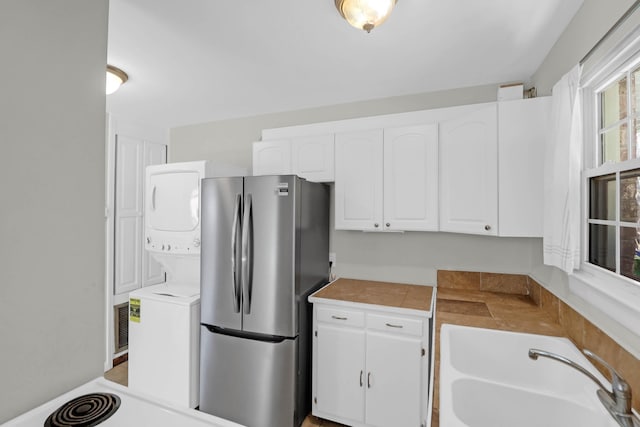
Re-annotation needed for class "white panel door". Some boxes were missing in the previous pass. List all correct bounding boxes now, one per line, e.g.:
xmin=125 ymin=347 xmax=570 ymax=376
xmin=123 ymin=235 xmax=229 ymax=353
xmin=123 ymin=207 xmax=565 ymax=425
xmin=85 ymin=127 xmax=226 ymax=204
xmin=252 ymin=140 xmax=292 ymax=176
xmin=383 ymin=124 xmax=438 ymax=231
xmin=335 ymin=130 xmax=383 ymax=230
xmin=114 ymin=135 xmax=143 ymax=294
xmin=365 ymin=331 xmax=423 ymax=427
xmin=291 ymin=134 xmax=335 ymax=182
xmin=439 ymin=104 xmax=498 ymax=235
xmin=315 ymin=323 xmax=366 ymax=424
xmin=142 ymin=142 xmax=167 ymax=286
xmin=498 ymin=97 xmax=550 ymax=237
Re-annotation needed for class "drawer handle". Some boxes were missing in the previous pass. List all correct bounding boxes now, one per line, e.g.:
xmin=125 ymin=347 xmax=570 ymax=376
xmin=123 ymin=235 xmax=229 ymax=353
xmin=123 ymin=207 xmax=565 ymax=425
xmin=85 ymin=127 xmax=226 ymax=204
xmin=331 ymin=315 xmax=348 ymax=320
xmin=359 ymin=370 xmax=363 ymax=387
xmin=367 ymin=372 xmax=372 ymax=388
xmin=385 ymin=323 xmax=404 ymax=328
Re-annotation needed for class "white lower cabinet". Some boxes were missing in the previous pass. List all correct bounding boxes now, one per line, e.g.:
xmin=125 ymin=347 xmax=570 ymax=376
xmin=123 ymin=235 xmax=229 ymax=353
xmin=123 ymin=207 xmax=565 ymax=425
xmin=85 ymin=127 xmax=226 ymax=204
xmin=315 ymin=323 xmax=366 ymax=422
xmin=312 ymin=305 xmax=430 ymax=427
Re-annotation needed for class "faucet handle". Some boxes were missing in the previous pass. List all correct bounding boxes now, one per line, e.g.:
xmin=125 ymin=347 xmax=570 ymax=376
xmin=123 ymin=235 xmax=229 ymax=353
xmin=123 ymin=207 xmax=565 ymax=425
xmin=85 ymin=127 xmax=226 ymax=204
xmin=583 ymin=349 xmax=632 ymax=413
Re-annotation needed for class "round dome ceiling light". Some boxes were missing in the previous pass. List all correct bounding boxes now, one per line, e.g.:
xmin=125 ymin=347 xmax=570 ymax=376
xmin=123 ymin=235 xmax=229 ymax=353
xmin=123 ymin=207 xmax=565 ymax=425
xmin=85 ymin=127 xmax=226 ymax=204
xmin=335 ymin=0 xmax=397 ymax=33
xmin=106 ymin=65 xmax=129 ymax=95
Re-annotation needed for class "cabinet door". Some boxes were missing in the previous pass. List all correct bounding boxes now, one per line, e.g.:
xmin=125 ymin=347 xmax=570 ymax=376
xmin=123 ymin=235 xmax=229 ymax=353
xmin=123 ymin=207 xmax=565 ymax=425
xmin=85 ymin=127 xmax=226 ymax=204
xmin=142 ymin=142 xmax=167 ymax=287
xmin=292 ymin=134 xmax=335 ymax=182
xmin=365 ymin=331 xmax=423 ymax=427
xmin=335 ymin=130 xmax=384 ymax=230
xmin=384 ymin=124 xmax=438 ymax=231
xmin=498 ymin=97 xmax=550 ymax=237
xmin=315 ymin=323 xmax=366 ymax=424
xmin=114 ymin=135 xmax=143 ymax=295
xmin=252 ymin=140 xmax=292 ymax=176
xmin=439 ymin=104 xmax=498 ymax=235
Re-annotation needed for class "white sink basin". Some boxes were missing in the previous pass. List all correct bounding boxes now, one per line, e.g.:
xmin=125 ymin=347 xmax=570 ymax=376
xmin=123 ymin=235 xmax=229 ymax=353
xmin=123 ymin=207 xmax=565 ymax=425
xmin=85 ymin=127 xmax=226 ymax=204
xmin=440 ymin=324 xmax=620 ymax=427
xmin=451 ymin=378 xmax=615 ymax=427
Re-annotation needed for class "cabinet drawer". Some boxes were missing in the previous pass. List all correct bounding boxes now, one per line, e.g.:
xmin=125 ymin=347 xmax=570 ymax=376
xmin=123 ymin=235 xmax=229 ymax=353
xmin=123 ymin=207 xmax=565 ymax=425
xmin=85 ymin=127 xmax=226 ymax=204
xmin=367 ymin=313 xmax=423 ymax=336
xmin=316 ymin=306 xmax=365 ymax=328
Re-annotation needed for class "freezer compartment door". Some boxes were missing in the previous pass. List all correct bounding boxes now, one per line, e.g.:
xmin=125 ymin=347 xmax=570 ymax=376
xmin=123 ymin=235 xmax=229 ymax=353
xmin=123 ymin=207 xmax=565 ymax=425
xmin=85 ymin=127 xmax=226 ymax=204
xmin=200 ymin=177 xmax=243 ymax=330
xmin=242 ymin=175 xmax=298 ymax=337
xmin=199 ymin=327 xmax=297 ymax=427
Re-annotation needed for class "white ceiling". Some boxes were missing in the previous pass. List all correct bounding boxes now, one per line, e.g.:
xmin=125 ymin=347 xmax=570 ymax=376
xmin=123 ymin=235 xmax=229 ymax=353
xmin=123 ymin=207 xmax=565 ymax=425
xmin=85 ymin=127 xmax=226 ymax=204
xmin=106 ymin=0 xmax=584 ymax=129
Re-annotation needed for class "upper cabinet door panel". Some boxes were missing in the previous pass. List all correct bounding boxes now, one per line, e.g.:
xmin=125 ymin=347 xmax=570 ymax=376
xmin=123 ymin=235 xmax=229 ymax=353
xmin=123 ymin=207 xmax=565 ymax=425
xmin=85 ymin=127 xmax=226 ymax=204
xmin=252 ymin=140 xmax=292 ymax=176
xmin=335 ymin=129 xmax=383 ymax=230
xmin=335 ymin=130 xmax=384 ymax=230
xmin=439 ymin=104 xmax=498 ymax=235
xmin=292 ymin=134 xmax=335 ymax=182
xmin=383 ymin=124 xmax=438 ymax=231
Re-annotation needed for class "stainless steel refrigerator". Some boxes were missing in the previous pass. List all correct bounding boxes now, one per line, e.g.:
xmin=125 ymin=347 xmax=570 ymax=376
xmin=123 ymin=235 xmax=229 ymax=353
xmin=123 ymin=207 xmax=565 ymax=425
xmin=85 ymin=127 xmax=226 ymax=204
xmin=199 ymin=175 xmax=329 ymax=427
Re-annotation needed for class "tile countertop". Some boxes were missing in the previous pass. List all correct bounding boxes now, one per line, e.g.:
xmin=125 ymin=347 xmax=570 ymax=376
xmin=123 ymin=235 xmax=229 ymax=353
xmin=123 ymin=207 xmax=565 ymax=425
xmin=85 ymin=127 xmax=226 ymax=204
xmin=309 ymin=278 xmax=435 ymax=316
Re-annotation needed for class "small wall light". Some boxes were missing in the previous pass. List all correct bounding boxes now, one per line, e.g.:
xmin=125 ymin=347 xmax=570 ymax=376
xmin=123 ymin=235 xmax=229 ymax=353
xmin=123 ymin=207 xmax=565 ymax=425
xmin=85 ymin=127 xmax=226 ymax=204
xmin=106 ymin=65 xmax=129 ymax=95
xmin=335 ymin=0 xmax=397 ymax=33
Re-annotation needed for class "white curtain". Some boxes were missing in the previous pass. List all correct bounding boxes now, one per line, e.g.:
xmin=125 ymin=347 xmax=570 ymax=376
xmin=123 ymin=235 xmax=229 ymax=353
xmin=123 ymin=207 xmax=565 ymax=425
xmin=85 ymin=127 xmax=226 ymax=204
xmin=543 ymin=64 xmax=583 ymax=274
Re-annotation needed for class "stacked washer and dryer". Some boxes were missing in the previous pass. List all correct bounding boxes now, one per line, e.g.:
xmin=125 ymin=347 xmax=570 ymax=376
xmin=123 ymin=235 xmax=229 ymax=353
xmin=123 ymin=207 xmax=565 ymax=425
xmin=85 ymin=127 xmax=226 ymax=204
xmin=128 ymin=160 xmax=244 ymax=409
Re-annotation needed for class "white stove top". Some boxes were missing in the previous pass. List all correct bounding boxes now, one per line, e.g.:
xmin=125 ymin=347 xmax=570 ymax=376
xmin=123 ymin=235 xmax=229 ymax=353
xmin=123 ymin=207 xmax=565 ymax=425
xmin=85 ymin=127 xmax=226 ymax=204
xmin=5 ymin=378 xmax=244 ymax=427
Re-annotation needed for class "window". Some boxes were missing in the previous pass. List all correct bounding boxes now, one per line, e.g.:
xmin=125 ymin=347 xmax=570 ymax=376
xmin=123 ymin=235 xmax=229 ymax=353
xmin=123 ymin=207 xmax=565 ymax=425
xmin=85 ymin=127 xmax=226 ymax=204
xmin=575 ymin=22 xmax=640 ymax=340
xmin=585 ymin=53 xmax=640 ymax=284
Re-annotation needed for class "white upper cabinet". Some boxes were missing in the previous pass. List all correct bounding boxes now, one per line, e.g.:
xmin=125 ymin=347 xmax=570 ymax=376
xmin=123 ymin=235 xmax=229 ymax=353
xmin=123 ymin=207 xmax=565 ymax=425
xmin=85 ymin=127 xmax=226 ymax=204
xmin=258 ymin=98 xmax=549 ymax=237
xmin=252 ymin=139 xmax=292 ymax=176
xmin=383 ymin=125 xmax=438 ymax=231
xmin=335 ymin=125 xmax=438 ymax=232
xmin=498 ymin=97 xmax=551 ymax=237
xmin=439 ymin=104 xmax=498 ymax=235
xmin=291 ymin=134 xmax=335 ymax=182
xmin=253 ymin=135 xmax=334 ymax=181
xmin=335 ymin=130 xmax=384 ymax=231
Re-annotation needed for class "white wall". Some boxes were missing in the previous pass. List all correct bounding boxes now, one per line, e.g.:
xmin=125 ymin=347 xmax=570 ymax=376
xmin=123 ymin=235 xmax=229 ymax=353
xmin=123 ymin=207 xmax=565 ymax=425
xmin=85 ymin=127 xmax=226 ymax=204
xmin=0 ymin=0 xmax=108 ymax=422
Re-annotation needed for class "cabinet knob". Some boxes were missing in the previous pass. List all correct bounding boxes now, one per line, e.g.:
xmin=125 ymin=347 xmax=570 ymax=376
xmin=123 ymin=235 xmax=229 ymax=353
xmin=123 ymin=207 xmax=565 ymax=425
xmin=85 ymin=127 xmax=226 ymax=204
xmin=374 ymin=223 xmax=379 ymax=228
xmin=386 ymin=223 xmax=390 ymax=227
xmin=484 ymin=225 xmax=491 ymax=231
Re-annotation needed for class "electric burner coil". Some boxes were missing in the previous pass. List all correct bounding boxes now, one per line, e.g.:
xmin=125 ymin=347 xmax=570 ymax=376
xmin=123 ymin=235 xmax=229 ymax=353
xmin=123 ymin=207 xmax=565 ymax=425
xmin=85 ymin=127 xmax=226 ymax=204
xmin=44 ymin=393 xmax=120 ymax=426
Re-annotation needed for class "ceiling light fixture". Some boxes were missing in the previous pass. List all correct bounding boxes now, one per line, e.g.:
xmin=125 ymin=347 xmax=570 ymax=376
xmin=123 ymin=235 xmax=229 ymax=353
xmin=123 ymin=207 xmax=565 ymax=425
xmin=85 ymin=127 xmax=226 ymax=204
xmin=106 ymin=65 xmax=129 ymax=95
xmin=335 ymin=0 xmax=397 ymax=33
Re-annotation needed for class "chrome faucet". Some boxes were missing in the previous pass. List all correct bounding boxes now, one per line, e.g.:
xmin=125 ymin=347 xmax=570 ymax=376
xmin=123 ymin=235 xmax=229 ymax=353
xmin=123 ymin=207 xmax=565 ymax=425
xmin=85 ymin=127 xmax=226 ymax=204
xmin=528 ymin=348 xmax=640 ymax=427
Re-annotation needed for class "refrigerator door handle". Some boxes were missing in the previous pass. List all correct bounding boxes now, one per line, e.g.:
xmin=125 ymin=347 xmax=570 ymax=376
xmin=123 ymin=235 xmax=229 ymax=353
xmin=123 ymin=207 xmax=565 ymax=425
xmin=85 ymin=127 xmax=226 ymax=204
xmin=231 ymin=194 xmax=242 ymax=313
xmin=241 ymin=194 xmax=253 ymax=315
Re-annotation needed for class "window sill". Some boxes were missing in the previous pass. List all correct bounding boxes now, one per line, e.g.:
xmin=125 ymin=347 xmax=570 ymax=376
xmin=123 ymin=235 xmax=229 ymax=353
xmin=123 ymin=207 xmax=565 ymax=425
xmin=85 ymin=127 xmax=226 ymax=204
xmin=569 ymin=265 xmax=640 ymax=334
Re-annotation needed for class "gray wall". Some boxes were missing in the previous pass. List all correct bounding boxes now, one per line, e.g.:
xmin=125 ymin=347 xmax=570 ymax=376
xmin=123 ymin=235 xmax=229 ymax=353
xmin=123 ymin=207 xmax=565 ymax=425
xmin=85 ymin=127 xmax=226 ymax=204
xmin=0 ymin=0 xmax=108 ymax=422
xmin=532 ymin=0 xmax=635 ymax=94
xmin=170 ymin=84 xmax=540 ymax=287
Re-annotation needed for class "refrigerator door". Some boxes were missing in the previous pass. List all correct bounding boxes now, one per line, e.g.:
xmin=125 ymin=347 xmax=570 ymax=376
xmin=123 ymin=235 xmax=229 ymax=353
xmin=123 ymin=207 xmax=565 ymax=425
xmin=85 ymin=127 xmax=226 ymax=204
xmin=242 ymin=175 xmax=298 ymax=337
xmin=199 ymin=327 xmax=296 ymax=427
xmin=200 ymin=177 xmax=243 ymax=330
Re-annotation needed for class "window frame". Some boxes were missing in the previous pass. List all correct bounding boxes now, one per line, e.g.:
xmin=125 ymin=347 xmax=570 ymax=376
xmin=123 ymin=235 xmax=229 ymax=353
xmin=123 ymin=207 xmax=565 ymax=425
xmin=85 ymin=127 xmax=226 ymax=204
xmin=575 ymin=25 xmax=640 ymax=333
